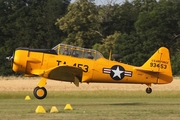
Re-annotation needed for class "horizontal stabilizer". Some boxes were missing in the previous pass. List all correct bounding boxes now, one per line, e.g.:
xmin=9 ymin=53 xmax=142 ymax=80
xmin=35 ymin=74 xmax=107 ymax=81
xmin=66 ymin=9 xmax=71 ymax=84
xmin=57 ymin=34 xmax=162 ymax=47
xmin=134 ymin=67 xmax=159 ymax=72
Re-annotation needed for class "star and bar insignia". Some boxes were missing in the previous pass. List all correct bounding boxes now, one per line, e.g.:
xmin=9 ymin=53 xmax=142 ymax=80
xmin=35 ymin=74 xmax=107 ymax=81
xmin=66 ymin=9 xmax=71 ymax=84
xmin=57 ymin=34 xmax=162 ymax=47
xmin=103 ymin=65 xmax=132 ymax=80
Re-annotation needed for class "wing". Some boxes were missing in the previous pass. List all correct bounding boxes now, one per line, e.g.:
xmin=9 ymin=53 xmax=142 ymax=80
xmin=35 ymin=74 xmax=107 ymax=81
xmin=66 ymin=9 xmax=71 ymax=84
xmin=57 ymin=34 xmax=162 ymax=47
xmin=31 ymin=66 xmax=83 ymax=86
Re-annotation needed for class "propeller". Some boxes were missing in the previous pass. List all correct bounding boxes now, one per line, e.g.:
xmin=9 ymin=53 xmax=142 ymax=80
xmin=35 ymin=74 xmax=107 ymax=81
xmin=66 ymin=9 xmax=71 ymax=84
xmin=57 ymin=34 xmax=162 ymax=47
xmin=6 ymin=52 xmax=14 ymax=67
xmin=6 ymin=56 xmax=13 ymax=61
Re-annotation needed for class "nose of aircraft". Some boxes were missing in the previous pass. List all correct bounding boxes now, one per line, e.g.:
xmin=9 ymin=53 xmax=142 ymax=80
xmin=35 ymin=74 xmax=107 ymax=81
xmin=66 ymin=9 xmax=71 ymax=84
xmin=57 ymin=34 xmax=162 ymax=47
xmin=6 ymin=48 xmax=28 ymax=73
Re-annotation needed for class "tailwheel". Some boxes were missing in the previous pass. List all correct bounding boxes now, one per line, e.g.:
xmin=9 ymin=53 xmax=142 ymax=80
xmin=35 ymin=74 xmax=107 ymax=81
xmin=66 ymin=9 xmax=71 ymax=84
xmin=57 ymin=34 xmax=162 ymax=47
xmin=33 ymin=86 xmax=47 ymax=100
xmin=146 ymin=87 xmax=152 ymax=94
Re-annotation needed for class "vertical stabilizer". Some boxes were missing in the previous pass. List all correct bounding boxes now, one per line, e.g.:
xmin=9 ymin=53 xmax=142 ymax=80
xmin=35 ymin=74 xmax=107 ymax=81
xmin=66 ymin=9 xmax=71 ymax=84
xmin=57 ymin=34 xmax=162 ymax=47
xmin=141 ymin=47 xmax=173 ymax=83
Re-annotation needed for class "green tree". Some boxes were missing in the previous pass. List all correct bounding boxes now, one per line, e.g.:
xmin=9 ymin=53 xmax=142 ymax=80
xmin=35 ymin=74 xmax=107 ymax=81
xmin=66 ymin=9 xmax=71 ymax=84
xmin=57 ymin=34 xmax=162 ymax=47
xmin=0 ymin=0 xmax=70 ymax=75
xmin=113 ymin=33 xmax=147 ymax=66
xmin=93 ymin=32 xmax=121 ymax=58
xmin=94 ymin=1 xmax=140 ymax=59
xmin=171 ymin=52 xmax=180 ymax=75
xmin=56 ymin=0 xmax=100 ymax=48
xmin=132 ymin=0 xmax=157 ymax=12
xmin=135 ymin=0 xmax=180 ymax=51
xmin=135 ymin=0 xmax=180 ymax=74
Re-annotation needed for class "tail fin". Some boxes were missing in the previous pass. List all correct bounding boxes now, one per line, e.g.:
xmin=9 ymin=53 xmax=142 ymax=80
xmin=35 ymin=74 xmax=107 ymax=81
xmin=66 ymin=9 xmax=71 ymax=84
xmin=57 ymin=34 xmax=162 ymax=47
xmin=136 ymin=47 xmax=173 ymax=83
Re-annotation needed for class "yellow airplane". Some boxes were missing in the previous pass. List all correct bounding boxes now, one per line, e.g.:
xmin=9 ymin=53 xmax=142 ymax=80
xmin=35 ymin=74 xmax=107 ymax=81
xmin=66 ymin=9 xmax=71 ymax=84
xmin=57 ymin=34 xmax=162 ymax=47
xmin=6 ymin=43 xmax=173 ymax=99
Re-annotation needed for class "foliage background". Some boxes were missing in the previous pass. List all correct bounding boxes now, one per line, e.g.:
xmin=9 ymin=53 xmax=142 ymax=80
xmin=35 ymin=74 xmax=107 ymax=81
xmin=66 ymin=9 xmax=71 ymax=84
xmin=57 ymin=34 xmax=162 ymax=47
xmin=0 ymin=0 xmax=180 ymax=75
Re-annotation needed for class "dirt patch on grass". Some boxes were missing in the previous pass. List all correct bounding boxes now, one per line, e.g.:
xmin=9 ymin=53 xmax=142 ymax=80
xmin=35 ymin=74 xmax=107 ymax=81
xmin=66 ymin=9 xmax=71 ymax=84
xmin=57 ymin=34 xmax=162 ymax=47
xmin=0 ymin=76 xmax=179 ymax=91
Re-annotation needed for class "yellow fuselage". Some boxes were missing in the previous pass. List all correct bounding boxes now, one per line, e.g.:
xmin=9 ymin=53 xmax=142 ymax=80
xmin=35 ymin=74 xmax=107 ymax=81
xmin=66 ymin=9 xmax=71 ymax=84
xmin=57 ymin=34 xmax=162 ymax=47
xmin=13 ymin=49 xmax=172 ymax=85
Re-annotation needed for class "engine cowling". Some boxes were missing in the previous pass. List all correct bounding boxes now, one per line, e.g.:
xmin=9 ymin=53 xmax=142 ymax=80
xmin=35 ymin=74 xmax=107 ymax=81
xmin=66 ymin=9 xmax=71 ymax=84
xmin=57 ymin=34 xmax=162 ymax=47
xmin=12 ymin=48 xmax=29 ymax=73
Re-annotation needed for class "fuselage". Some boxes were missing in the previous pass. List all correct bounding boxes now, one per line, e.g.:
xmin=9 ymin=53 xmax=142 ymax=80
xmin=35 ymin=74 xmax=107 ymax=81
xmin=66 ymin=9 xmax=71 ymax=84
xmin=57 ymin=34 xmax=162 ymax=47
xmin=12 ymin=47 xmax=172 ymax=85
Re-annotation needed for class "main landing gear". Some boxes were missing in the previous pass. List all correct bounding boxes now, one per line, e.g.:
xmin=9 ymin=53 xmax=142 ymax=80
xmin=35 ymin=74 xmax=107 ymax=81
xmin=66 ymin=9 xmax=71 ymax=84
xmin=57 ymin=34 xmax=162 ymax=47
xmin=33 ymin=86 xmax=47 ymax=99
xmin=33 ymin=77 xmax=47 ymax=100
xmin=145 ymin=84 xmax=152 ymax=94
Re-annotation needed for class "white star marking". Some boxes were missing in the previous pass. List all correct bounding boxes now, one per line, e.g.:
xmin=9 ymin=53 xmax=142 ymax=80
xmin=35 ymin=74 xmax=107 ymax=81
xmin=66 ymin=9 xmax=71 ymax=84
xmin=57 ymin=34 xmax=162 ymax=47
xmin=112 ymin=66 xmax=124 ymax=79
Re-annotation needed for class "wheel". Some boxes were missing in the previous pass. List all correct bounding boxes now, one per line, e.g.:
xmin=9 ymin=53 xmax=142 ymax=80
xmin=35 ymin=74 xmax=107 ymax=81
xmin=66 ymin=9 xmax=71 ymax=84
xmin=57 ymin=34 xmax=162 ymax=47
xmin=146 ymin=87 xmax=152 ymax=94
xmin=33 ymin=87 xmax=47 ymax=100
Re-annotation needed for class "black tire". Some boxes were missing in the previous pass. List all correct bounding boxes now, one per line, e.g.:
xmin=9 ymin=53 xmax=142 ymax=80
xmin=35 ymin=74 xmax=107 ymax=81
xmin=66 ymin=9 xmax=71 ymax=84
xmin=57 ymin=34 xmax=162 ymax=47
xmin=146 ymin=88 xmax=152 ymax=94
xmin=33 ymin=87 xmax=47 ymax=100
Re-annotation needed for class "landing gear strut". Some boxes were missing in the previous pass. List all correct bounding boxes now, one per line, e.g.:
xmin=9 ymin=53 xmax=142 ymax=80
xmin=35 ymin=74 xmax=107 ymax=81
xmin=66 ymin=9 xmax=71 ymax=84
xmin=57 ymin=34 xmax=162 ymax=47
xmin=33 ymin=86 xmax=47 ymax=99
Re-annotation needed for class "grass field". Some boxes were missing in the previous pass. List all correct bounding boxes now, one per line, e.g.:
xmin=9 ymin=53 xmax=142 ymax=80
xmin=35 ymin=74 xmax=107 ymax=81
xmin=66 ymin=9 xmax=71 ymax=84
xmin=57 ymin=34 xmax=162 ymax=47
xmin=0 ymin=77 xmax=180 ymax=120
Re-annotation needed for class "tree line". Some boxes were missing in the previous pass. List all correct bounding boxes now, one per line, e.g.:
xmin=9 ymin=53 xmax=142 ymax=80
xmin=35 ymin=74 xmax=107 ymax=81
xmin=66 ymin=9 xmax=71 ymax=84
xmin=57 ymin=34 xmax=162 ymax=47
xmin=0 ymin=0 xmax=180 ymax=75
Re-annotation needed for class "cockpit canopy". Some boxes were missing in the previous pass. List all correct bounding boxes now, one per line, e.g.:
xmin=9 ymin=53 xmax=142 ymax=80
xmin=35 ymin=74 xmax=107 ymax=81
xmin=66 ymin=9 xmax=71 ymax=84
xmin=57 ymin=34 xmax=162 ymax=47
xmin=52 ymin=44 xmax=104 ymax=60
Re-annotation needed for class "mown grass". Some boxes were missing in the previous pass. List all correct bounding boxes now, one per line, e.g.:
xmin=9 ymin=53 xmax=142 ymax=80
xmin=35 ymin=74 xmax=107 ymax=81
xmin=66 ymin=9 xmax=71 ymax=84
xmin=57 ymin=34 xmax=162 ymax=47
xmin=1 ymin=90 xmax=180 ymax=99
xmin=0 ymin=90 xmax=180 ymax=120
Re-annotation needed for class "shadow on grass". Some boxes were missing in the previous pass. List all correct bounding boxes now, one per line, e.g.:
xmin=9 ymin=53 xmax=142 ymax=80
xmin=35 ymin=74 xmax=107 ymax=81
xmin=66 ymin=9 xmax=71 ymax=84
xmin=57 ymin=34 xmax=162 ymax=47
xmin=108 ymin=102 xmax=180 ymax=106
xmin=73 ymin=102 xmax=180 ymax=107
